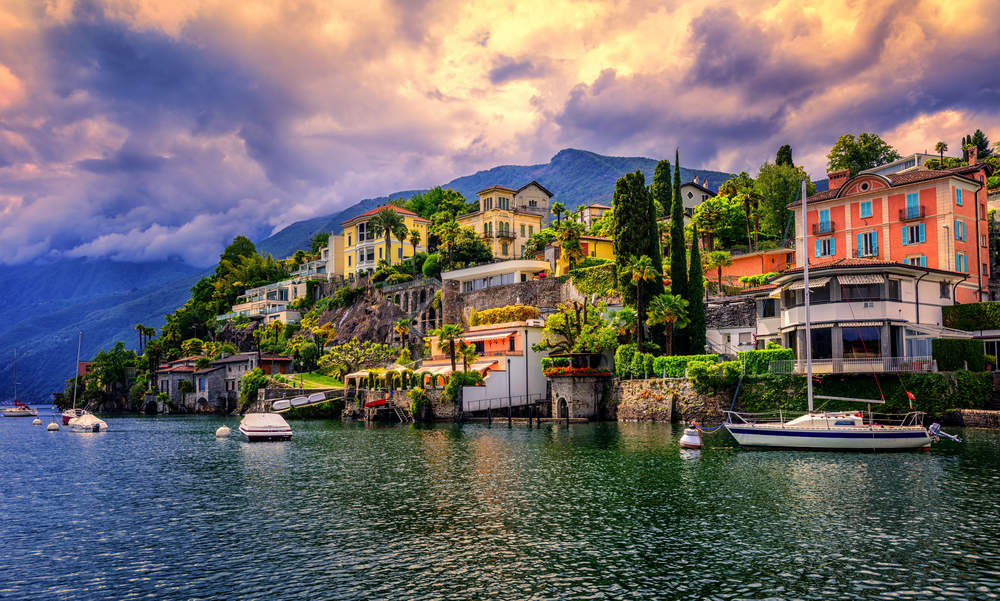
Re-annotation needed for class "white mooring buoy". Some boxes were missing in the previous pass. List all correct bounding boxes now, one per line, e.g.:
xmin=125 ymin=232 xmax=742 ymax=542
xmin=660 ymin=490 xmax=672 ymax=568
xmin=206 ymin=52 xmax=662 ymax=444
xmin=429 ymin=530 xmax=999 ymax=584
xmin=216 ymin=425 xmax=232 ymax=438
xmin=47 ymin=421 xmax=60 ymax=431
xmin=679 ymin=422 xmax=702 ymax=449
xmin=32 ymin=417 xmax=43 ymax=425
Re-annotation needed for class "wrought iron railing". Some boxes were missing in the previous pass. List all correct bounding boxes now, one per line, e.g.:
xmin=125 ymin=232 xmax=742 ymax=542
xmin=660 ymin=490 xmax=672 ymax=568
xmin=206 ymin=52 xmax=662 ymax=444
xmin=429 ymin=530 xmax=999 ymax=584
xmin=464 ymin=393 xmax=546 ymax=413
xmin=899 ymin=206 xmax=925 ymax=221
xmin=812 ymin=221 xmax=835 ymax=235
xmin=768 ymin=356 xmax=935 ymax=374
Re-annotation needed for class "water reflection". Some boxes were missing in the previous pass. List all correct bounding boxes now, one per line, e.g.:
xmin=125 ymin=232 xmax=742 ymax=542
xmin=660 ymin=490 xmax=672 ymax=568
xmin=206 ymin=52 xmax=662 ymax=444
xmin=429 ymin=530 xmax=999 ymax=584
xmin=1 ymin=418 xmax=997 ymax=601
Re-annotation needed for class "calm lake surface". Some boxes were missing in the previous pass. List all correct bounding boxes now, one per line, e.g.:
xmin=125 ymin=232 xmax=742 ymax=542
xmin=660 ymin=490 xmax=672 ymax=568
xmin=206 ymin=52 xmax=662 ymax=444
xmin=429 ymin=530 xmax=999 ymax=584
xmin=2 ymin=414 xmax=999 ymax=600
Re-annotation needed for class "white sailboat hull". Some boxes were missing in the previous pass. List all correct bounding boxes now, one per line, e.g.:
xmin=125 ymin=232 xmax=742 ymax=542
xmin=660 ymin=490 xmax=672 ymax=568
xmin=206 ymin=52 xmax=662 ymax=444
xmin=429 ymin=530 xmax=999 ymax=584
xmin=2 ymin=407 xmax=38 ymax=417
xmin=725 ymin=424 xmax=931 ymax=451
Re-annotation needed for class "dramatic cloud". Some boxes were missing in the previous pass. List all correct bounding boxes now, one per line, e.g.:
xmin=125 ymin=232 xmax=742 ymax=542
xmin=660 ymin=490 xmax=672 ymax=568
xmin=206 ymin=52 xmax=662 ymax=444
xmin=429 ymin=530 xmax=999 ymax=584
xmin=0 ymin=0 xmax=997 ymax=266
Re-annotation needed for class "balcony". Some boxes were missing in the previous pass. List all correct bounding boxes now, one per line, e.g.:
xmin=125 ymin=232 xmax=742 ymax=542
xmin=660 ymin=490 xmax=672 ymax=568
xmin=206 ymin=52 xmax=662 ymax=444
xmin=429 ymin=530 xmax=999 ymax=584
xmin=769 ymin=356 xmax=935 ymax=375
xmin=812 ymin=221 xmax=835 ymax=235
xmin=496 ymin=230 xmax=516 ymax=240
xmin=899 ymin=206 xmax=925 ymax=221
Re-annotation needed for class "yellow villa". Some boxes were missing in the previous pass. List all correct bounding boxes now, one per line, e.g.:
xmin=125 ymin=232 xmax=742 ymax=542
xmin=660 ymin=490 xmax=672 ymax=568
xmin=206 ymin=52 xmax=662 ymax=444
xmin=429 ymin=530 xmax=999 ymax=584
xmin=341 ymin=206 xmax=431 ymax=277
xmin=456 ymin=184 xmax=549 ymax=260
xmin=547 ymin=235 xmax=615 ymax=276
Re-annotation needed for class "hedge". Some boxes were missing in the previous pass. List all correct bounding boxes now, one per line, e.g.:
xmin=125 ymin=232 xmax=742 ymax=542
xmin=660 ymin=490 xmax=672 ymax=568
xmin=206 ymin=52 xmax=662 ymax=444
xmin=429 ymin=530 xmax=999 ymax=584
xmin=613 ymin=343 xmax=661 ymax=375
xmin=737 ymin=348 xmax=795 ymax=374
xmin=470 ymin=305 xmax=540 ymax=326
xmin=652 ymin=354 xmax=719 ymax=378
xmin=932 ymin=338 xmax=986 ymax=372
xmin=941 ymin=301 xmax=1000 ymax=331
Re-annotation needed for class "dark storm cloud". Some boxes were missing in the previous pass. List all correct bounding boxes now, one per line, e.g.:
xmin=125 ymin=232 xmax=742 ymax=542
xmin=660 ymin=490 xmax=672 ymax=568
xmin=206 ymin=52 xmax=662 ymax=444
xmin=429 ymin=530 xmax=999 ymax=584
xmin=488 ymin=55 xmax=547 ymax=85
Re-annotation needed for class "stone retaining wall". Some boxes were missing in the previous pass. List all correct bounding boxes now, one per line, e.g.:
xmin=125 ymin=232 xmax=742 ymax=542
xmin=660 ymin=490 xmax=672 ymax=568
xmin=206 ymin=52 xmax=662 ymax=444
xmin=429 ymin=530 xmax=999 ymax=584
xmin=941 ymin=409 xmax=1000 ymax=429
xmin=613 ymin=378 xmax=729 ymax=424
xmin=443 ymin=277 xmax=582 ymax=325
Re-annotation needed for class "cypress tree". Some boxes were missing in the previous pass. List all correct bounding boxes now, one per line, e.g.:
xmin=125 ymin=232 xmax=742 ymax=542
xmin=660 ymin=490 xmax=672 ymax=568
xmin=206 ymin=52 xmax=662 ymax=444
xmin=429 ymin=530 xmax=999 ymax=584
xmin=652 ymin=159 xmax=672 ymax=215
xmin=686 ymin=227 xmax=706 ymax=354
xmin=776 ymin=144 xmax=793 ymax=166
xmin=669 ymin=149 xmax=688 ymax=354
xmin=613 ymin=170 xmax=652 ymax=306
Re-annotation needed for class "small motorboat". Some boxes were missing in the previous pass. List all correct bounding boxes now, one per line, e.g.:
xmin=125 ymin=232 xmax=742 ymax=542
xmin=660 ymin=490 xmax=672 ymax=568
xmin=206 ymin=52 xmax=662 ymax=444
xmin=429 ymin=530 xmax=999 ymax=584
xmin=238 ymin=413 xmax=293 ymax=442
xmin=2 ymin=401 xmax=38 ymax=417
xmin=62 ymin=408 xmax=90 ymax=425
xmin=364 ymin=398 xmax=387 ymax=408
xmin=68 ymin=412 xmax=108 ymax=432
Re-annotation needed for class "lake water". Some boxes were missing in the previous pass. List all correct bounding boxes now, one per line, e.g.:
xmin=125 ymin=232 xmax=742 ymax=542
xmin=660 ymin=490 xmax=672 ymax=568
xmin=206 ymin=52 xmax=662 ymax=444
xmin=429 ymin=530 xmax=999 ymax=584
xmin=2 ymin=414 xmax=999 ymax=600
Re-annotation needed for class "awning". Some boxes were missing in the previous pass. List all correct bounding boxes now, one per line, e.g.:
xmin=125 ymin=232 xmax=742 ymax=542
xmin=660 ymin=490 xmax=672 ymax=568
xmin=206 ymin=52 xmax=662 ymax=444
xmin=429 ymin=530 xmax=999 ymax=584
xmin=780 ymin=322 xmax=835 ymax=333
xmin=838 ymin=321 xmax=884 ymax=327
xmin=839 ymin=274 xmax=884 ymax=285
xmin=786 ymin=276 xmax=831 ymax=290
xmin=767 ymin=286 xmax=784 ymax=299
xmin=463 ymin=332 xmax=514 ymax=343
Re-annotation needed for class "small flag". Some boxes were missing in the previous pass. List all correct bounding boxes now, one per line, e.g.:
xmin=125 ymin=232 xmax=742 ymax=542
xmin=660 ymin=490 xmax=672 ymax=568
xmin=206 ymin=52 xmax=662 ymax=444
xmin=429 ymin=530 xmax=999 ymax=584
xmin=906 ymin=391 xmax=916 ymax=409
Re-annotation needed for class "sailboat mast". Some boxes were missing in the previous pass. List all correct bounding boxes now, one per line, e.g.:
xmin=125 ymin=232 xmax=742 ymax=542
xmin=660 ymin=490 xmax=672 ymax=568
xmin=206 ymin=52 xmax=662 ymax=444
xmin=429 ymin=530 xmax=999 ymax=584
xmin=13 ymin=347 xmax=16 ymax=401
xmin=802 ymin=178 xmax=813 ymax=413
xmin=72 ymin=331 xmax=82 ymax=410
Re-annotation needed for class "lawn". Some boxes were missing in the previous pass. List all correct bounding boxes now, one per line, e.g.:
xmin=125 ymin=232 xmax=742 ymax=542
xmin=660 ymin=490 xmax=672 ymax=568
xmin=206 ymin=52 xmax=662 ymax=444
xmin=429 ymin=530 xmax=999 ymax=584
xmin=287 ymin=372 xmax=344 ymax=389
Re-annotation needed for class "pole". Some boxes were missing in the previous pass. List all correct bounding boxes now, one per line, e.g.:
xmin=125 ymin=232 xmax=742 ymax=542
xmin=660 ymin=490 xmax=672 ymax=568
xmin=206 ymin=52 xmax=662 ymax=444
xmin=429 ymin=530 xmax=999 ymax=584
xmin=72 ymin=331 xmax=82 ymax=410
xmin=802 ymin=178 xmax=813 ymax=414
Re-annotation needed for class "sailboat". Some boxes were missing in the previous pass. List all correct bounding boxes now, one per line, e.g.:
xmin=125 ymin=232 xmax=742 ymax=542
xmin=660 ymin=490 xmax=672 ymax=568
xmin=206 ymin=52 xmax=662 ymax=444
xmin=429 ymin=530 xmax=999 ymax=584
xmin=62 ymin=331 xmax=107 ymax=432
xmin=1 ymin=349 xmax=38 ymax=417
xmin=724 ymin=180 xmax=934 ymax=452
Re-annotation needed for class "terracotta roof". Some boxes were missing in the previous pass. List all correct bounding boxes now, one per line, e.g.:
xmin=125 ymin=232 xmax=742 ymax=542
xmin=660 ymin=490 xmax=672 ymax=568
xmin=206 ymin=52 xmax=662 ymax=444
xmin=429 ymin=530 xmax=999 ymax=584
xmin=781 ymin=257 xmax=968 ymax=279
xmin=516 ymin=181 xmax=554 ymax=197
xmin=155 ymin=365 xmax=195 ymax=374
xmin=477 ymin=185 xmax=517 ymax=195
xmin=791 ymin=164 xmax=988 ymax=207
xmin=340 ymin=205 xmax=429 ymax=226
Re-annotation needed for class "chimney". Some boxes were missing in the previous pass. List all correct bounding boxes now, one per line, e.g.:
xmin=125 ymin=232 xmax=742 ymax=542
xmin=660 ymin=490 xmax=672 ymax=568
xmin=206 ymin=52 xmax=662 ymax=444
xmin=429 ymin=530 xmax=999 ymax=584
xmin=969 ymin=145 xmax=978 ymax=165
xmin=694 ymin=175 xmax=700 ymax=185
xmin=828 ymin=169 xmax=851 ymax=190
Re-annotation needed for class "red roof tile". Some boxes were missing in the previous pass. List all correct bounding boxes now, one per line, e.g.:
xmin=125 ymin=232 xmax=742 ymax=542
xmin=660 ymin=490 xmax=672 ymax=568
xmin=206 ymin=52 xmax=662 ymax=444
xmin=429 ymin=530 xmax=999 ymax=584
xmin=781 ymin=257 xmax=967 ymax=278
xmin=340 ymin=205 xmax=429 ymax=226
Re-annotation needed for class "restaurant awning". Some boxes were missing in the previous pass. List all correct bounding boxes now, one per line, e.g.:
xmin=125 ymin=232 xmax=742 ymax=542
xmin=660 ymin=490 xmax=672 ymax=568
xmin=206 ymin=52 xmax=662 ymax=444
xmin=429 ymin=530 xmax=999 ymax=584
xmin=838 ymin=274 xmax=884 ymax=285
xmin=838 ymin=321 xmax=884 ymax=328
xmin=786 ymin=276 xmax=832 ymax=290
xmin=463 ymin=332 xmax=514 ymax=343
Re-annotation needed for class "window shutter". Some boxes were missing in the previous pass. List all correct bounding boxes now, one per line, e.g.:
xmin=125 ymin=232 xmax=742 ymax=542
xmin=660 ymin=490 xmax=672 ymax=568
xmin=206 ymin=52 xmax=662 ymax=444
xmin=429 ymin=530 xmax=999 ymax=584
xmin=815 ymin=240 xmax=821 ymax=257
xmin=831 ymin=238 xmax=836 ymax=255
xmin=873 ymin=231 xmax=878 ymax=256
xmin=963 ymin=221 xmax=967 ymax=240
xmin=902 ymin=226 xmax=908 ymax=245
xmin=956 ymin=253 xmax=960 ymax=271
xmin=957 ymin=189 xmax=963 ymax=205
xmin=920 ymin=256 xmax=927 ymax=267
xmin=955 ymin=220 xmax=960 ymax=239
xmin=919 ymin=224 xmax=926 ymax=243
xmin=857 ymin=233 xmax=863 ymax=254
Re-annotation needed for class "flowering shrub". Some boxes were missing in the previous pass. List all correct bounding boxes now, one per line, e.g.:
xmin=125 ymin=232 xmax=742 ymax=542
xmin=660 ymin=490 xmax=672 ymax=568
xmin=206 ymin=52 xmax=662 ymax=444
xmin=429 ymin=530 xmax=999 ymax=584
xmin=544 ymin=366 xmax=612 ymax=377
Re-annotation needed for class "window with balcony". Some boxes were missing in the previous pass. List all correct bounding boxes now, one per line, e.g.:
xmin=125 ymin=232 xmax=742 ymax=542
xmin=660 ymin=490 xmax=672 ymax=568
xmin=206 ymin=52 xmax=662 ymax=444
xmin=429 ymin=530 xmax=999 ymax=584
xmin=367 ymin=250 xmax=374 ymax=262
xmin=357 ymin=223 xmax=366 ymax=242
xmin=901 ymin=223 xmax=925 ymax=245
xmin=856 ymin=231 xmax=878 ymax=257
xmin=860 ymin=201 xmax=873 ymax=218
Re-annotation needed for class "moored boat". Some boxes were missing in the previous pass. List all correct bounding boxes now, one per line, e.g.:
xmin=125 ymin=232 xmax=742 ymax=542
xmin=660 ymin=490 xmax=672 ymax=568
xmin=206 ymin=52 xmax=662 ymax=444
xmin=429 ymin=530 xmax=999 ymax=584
xmin=238 ymin=413 xmax=293 ymax=441
xmin=725 ymin=411 xmax=932 ymax=451
xmin=68 ymin=412 xmax=108 ymax=432
xmin=2 ymin=401 xmax=38 ymax=417
xmin=62 ymin=407 xmax=90 ymax=425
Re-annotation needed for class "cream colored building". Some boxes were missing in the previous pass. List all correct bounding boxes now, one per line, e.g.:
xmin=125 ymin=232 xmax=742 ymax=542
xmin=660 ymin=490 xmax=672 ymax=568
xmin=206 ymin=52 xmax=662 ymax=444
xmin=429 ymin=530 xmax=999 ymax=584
xmin=457 ymin=185 xmax=546 ymax=260
xmin=513 ymin=181 xmax=554 ymax=228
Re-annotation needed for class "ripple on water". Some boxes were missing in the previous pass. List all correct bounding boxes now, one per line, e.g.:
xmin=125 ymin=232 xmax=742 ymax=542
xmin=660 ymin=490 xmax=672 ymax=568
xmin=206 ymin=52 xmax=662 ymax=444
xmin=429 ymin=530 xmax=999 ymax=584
xmin=1 ymin=418 xmax=998 ymax=600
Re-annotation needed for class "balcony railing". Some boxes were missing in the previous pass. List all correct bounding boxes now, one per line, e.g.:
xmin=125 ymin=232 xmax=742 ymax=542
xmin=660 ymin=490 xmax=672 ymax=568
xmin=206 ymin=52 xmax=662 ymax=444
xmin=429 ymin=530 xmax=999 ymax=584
xmin=899 ymin=206 xmax=925 ymax=221
xmin=812 ymin=221 xmax=835 ymax=235
xmin=769 ymin=356 xmax=935 ymax=375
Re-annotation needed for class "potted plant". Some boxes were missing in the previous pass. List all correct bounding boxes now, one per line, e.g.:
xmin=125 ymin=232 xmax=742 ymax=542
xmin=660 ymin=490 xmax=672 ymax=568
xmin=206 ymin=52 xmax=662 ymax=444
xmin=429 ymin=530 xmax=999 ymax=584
xmin=986 ymin=354 xmax=996 ymax=371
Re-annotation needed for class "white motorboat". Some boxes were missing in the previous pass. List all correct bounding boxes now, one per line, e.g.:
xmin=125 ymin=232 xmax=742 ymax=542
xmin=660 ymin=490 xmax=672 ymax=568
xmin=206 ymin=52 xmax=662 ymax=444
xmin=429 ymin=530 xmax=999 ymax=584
xmin=62 ymin=407 xmax=91 ymax=425
xmin=238 ymin=413 xmax=293 ymax=441
xmin=68 ymin=412 xmax=108 ymax=432
xmin=2 ymin=349 xmax=37 ymax=417
xmin=724 ymin=179 xmax=945 ymax=453
xmin=2 ymin=401 xmax=38 ymax=417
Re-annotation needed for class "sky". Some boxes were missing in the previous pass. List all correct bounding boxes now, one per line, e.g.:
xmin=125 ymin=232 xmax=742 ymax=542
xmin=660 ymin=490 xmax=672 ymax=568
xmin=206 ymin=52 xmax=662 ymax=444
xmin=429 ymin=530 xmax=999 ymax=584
xmin=0 ymin=0 xmax=998 ymax=267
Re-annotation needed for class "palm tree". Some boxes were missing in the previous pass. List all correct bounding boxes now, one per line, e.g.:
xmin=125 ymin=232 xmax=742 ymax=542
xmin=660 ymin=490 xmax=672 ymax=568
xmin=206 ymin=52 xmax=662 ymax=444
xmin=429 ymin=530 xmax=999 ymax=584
xmin=311 ymin=322 xmax=336 ymax=353
xmin=135 ymin=323 xmax=146 ymax=352
xmin=394 ymin=318 xmax=411 ymax=345
xmin=935 ymin=141 xmax=948 ymax=168
xmin=647 ymin=293 xmax=690 ymax=356
xmin=369 ymin=207 xmax=406 ymax=267
xmin=459 ymin=341 xmax=478 ymax=372
xmin=557 ymin=221 xmax=586 ymax=269
xmin=436 ymin=220 xmax=461 ymax=267
xmin=551 ymin=201 xmax=567 ymax=226
xmin=622 ymin=255 xmax=660 ymax=348
xmin=705 ymin=250 xmax=733 ymax=294
xmin=431 ymin=323 xmax=465 ymax=371
xmin=408 ymin=227 xmax=422 ymax=275
xmin=611 ymin=307 xmax=638 ymax=343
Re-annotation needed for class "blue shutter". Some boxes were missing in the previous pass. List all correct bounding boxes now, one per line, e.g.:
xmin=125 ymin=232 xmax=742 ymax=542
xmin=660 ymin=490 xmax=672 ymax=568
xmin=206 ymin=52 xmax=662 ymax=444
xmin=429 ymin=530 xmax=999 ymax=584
xmin=955 ymin=220 xmax=960 ymax=240
xmin=907 ymin=193 xmax=918 ymax=209
xmin=873 ymin=231 xmax=878 ymax=256
xmin=963 ymin=221 xmax=967 ymax=241
xmin=957 ymin=189 xmax=963 ymax=205
xmin=919 ymin=224 xmax=926 ymax=243
xmin=857 ymin=233 xmax=863 ymax=255
xmin=956 ymin=253 xmax=961 ymax=271
xmin=920 ymin=256 xmax=927 ymax=267
xmin=902 ymin=226 xmax=908 ymax=246
xmin=831 ymin=238 xmax=836 ymax=255
xmin=815 ymin=240 xmax=821 ymax=257
xmin=964 ymin=255 xmax=969 ymax=273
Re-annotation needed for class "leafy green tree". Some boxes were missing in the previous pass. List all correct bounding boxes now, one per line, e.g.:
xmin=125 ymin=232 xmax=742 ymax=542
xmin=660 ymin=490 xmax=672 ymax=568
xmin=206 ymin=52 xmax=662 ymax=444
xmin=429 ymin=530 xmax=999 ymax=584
xmin=525 ymin=228 xmax=557 ymax=255
xmin=532 ymin=301 xmax=616 ymax=355
xmin=963 ymin=129 xmax=992 ymax=159
xmin=647 ymin=294 xmax=690 ymax=356
xmin=687 ymin=233 xmax=706 ymax=353
xmin=319 ymin=338 xmax=397 ymax=376
xmin=89 ymin=341 xmax=137 ymax=394
xmin=299 ymin=342 xmax=320 ymax=372
xmin=181 ymin=338 xmax=205 ymax=357
xmin=459 ymin=341 xmax=478 ymax=372
xmin=611 ymin=307 xmax=638 ymax=343
xmin=451 ymin=226 xmax=493 ymax=266
xmin=754 ymin=161 xmax=808 ymax=240
xmin=692 ymin=193 xmax=745 ymax=250
xmin=431 ymin=324 xmax=465 ymax=371
xmin=216 ymin=236 xmax=257 ymax=278
xmin=309 ymin=231 xmax=331 ymax=254
xmin=435 ymin=220 xmax=461 ymax=267
xmin=369 ymin=207 xmax=407 ymax=267
xmin=613 ymin=170 xmax=664 ymax=305
xmin=405 ymin=187 xmax=471 ymax=220
xmin=557 ymin=220 xmax=586 ymax=269
xmin=422 ymin=254 xmax=442 ymax=279
xmin=652 ymin=159 xmax=673 ymax=215
xmin=776 ymin=144 xmax=793 ymax=166
xmin=622 ymin=255 xmax=659 ymax=349
xmin=827 ymin=133 xmax=901 ymax=176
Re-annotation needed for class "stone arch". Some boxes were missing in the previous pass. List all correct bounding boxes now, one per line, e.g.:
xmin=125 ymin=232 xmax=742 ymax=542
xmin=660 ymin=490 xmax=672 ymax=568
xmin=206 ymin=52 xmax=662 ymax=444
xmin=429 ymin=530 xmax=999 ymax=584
xmin=420 ymin=289 xmax=427 ymax=305
xmin=558 ymin=398 xmax=568 ymax=418
xmin=144 ymin=400 xmax=158 ymax=415
xmin=197 ymin=397 xmax=209 ymax=412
